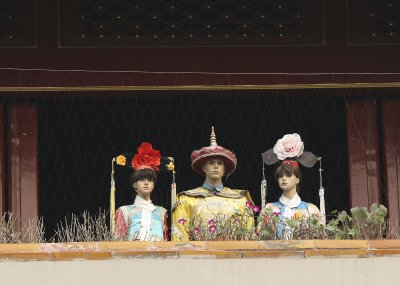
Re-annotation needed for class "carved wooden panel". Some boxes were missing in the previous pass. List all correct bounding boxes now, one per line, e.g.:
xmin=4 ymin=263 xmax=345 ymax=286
xmin=348 ymin=0 xmax=400 ymax=45
xmin=0 ymin=0 xmax=35 ymax=47
xmin=60 ymin=0 xmax=325 ymax=47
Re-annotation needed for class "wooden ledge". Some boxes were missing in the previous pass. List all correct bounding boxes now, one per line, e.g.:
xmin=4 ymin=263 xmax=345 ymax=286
xmin=1 ymin=82 xmax=400 ymax=92
xmin=1 ymin=240 xmax=400 ymax=261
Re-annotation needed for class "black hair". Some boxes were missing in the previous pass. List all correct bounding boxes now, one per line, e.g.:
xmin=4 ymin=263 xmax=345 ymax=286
xmin=129 ymin=168 xmax=157 ymax=187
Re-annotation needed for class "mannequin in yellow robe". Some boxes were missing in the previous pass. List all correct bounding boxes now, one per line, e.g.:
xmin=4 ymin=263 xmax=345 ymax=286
xmin=171 ymin=127 xmax=255 ymax=241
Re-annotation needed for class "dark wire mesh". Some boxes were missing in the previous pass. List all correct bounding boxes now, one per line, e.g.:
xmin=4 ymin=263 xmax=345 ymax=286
xmin=37 ymin=89 xmax=348 ymax=239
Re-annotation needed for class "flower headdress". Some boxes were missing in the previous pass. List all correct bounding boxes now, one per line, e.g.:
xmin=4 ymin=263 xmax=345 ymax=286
xmin=115 ymin=142 xmax=175 ymax=173
xmin=260 ymin=134 xmax=325 ymax=223
xmin=262 ymin=133 xmax=318 ymax=168
xmin=191 ymin=126 xmax=237 ymax=176
xmin=110 ymin=142 xmax=176 ymax=233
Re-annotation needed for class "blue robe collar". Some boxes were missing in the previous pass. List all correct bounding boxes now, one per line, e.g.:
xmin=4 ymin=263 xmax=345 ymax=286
xmin=202 ymin=182 xmax=224 ymax=192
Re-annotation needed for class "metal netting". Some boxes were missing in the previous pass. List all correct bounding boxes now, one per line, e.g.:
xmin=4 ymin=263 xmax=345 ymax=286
xmin=36 ymin=89 xmax=349 ymax=239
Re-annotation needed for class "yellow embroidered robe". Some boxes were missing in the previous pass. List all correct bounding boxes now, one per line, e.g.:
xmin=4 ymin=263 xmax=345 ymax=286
xmin=171 ymin=187 xmax=255 ymax=241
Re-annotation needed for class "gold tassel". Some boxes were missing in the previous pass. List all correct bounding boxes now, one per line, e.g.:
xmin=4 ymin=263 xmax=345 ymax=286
xmin=171 ymin=171 xmax=177 ymax=210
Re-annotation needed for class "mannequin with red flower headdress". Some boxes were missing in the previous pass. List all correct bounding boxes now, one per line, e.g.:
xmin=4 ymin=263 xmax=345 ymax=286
xmin=257 ymin=134 xmax=323 ymax=239
xmin=171 ymin=127 xmax=255 ymax=241
xmin=114 ymin=142 xmax=171 ymax=241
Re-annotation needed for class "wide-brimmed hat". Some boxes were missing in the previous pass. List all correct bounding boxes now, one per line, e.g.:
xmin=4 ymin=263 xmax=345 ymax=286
xmin=191 ymin=127 xmax=237 ymax=176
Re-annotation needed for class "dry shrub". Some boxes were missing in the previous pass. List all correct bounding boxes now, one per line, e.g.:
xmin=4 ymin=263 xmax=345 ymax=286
xmin=0 ymin=212 xmax=45 ymax=243
xmin=53 ymin=209 xmax=127 ymax=242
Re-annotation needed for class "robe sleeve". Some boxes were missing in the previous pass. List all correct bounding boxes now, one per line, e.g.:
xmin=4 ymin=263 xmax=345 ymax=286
xmin=243 ymin=191 xmax=256 ymax=231
xmin=307 ymin=203 xmax=323 ymax=224
xmin=171 ymin=194 xmax=193 ymax=241
xmin=163 ymin=211 xmax=169 ymax=240
xmin=114 ymin=208 xmax=127 ymax=239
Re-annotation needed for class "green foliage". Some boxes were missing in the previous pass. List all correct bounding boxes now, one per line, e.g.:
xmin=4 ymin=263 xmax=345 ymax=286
xmin=256 ymin=208 xmax=280 ymax=240
xmin=345 ymin=203 xmax=388 ymax=239
xmin=325 ymin=203 xmax=389 ymax=239
xmin=187 ymin=212 xmax=257 ymax=241
xmin=370 ymin=203 xmax=387 ymax=225
xmin=257 ymin=203 xmax=392 ymax=240
xmin=0 ymin=203 xmax=397 ymax=243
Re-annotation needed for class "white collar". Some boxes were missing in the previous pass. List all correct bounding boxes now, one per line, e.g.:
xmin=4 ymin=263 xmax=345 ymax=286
xmin=133 ymin=195 xmax=156 ymax=212
xmin=279 ymin=193 xmax=302 ymax=209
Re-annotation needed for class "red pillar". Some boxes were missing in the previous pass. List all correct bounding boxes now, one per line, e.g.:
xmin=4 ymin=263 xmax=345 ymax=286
xmin=382 ymin=99 xmax=400 ymax=225
xmin=346 ymin=99 xmax=381 ymax=208
xmin=0 ymin=104 xmax=4 ymax=214
xmin=7 ymin=104 xmax=39 ymax=230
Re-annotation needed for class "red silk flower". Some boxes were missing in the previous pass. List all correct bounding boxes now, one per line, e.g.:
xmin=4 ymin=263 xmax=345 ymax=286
xmin=131 ymin=142 xmax=161 ymax=171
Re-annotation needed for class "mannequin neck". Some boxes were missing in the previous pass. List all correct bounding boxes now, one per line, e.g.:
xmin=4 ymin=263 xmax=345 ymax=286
xmin=282 ymin=188 xmax=298 ymax=200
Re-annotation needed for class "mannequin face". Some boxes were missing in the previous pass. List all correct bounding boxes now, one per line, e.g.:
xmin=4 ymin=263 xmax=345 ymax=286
xmin=202 ymin=158 xmax=225 ymax=180
xmin=133 ymin=178 xmax=155 ymax=199
xmin=277 ymin=174 xmax=299 ymax=192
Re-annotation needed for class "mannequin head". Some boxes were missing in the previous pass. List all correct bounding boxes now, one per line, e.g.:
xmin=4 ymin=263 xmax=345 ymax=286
xmin=275 ymin=163 xmax=302 ymax=193
xmin=202 ymin=157 xmax=225 ymax=185
xmin=130 ymin=168 xmax=157 ymax=200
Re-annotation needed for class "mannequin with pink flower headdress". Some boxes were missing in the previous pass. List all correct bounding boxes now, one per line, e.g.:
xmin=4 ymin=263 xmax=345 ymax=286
xmin=257 ymin=134 xmax=324 ymax=239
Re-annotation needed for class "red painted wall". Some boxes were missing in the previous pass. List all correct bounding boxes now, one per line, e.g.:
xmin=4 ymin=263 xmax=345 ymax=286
xmin=382 ymin=99 xmax=400 ymax=224
xmin=346 ymin=99 xmax=381 ymax=208
xmin=0 ymin=104 xmax=4 ymax=214
xmin=7 ymin=104 xmax=39 ymax=230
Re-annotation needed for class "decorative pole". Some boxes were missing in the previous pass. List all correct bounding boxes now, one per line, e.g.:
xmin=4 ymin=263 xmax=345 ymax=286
xmin=170 ymin=157 xmax=177 ymax=210
xmin=261 ymin=162 xmax=267 ymax=208
xmin=171 ymin=172 xmax=176 ymax=209
xmin=110 ymin=158 xmax=116 ymax=234
xmin=318 ymin=158 xmax=326 ymax=224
